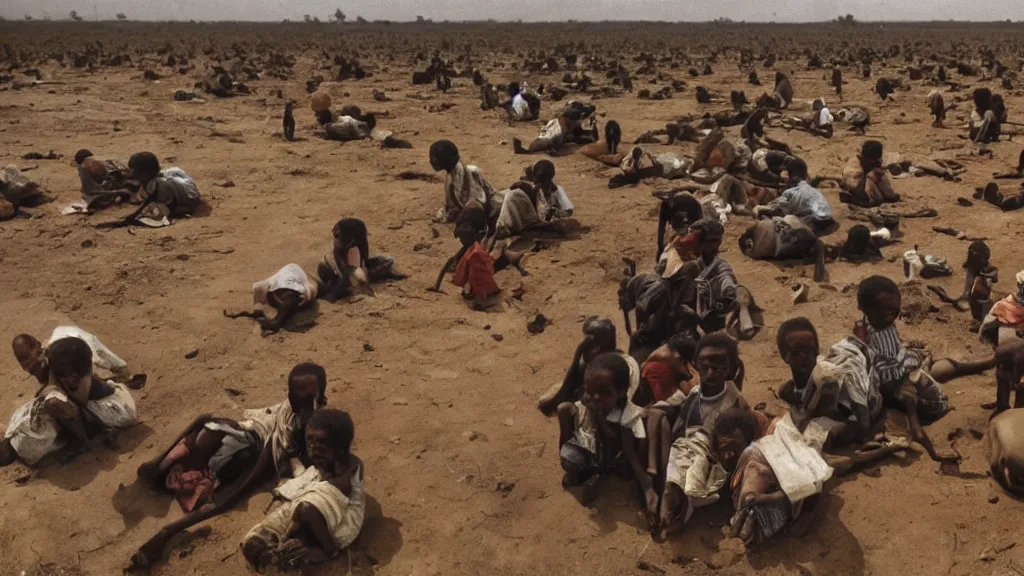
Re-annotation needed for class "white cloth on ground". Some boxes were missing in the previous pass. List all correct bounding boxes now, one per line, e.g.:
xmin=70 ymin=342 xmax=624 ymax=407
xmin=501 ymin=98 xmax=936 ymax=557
xmin=246 ymin=464 xmax=366 ymax=551
xmin=752 ymin=413 xmax=833 ymax=503
xmin=252 ymin=264 xmax=319 ymax=307
xmin=46 ymin=326 xmax=128 ymax=377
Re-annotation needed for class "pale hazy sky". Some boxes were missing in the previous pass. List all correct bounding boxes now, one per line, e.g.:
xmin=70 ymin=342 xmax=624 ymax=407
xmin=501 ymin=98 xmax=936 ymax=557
xmin=1 ymin=0 xmax=1019 ymax=23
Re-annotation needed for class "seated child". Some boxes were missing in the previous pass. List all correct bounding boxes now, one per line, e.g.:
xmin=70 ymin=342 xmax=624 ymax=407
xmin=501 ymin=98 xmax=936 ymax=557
xmin=557 ymin=353 xmax=652 ymax=515
xmin=1 ymin=337 xmax=139 ymax=467
xmin=317 ymin=218 xmax=405 ymax=301
xmin=241 ymin=409 xmax=364 ymax=570
xmin=538 ymin=317 xmax=618 ymax=415
xmin=235 ymin=263 xmax=320 ymax=335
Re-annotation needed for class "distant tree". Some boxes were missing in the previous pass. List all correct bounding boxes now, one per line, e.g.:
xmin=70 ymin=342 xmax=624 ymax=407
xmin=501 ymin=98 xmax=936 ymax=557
xmin=356 ymin=16 xmax=367 ymax=24
xmin=69 ymin=10 xmax=82 ymax=21
xmin=416 ymin=15 xmax=425 ymax=23
xmin=333 ymin=8 xmax=346 ymax=23
xmin=313 ymin=16 xmax=320 ymax=23
xmin=116 ymin=13 xmax=127 ymax=20
xmin=24 ymin=14 xmax=32 ymax=20
xmin=304 ymin=14 xmax=311 ymax=22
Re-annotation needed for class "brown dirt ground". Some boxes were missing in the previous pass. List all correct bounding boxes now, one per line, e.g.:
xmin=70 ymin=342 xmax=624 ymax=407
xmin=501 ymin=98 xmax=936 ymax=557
xmin=2 ymin=22 xmax=1024 ymax=576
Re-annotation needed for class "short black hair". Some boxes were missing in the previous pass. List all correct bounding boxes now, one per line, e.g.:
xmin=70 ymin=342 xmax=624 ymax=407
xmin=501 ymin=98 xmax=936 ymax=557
xmin=315 ymin=109 xmax=334 ymax=126
xmin=695 ymin=331 xmax=739 ymax=371
xmin=776 ymin=317 xmax=818 ymax=356
xmin=74 ymin=149 xmax=93 ymax=165
xmin=974 ymin=87 xmax=993 ymax=113
xmin=429 ymin=139 xmax=460 ymax=169
xmin=454 ymin=201 xmax=488 ymax=239
xmin=340 ymin=104 xmax=362 ymax=118
xmin=533 ymin=159 xmax=555 ymax=182
xmin=788 ymin=158 xmax=809 ymax=180
xmin=712 ymin=407 xmax=762 ymax=447
xmin=857 ymin=275 xmax=900 ymax=311
xmin=847 ymin=224 xmax=872 ymax=248
xmin=128 ymin=151 xmax=161 ymax=180
xmin=666 ymin=193 xmax=704 ymax=230
xmin=585 ymin=352 xmax=631 ymax=393
xmin=666 ymin=333 xmax=697 ymax=362
xmin=690 ymin=218 xmax=725 ymax=242
xmin=307 ymin=408 xmax=355 ymax=454
xmin=46 ymin=337 xmax=93 ymax=380
xmin=862 ymin=140 xmax=883 ymax=161
xmin=289 ymin=362 xmax=327 ymax=404
xmin=583 ymin=316 xmax=617 ymax=349
xmin=333 ymin=218 xmax=369 ymax=262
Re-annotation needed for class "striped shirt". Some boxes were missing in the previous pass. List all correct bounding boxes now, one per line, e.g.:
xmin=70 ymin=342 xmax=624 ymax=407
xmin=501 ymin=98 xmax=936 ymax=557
xmin=866 ymin=324 xmax=919 ymax=387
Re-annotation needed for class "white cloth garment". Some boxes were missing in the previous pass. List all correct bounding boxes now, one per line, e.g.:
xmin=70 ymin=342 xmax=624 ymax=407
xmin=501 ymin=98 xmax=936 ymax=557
xmin=752 ymin=413 xmax=833 ymax=503
xmin=46 ymin=326 xmax=129 ymax=377
xmin=240 ymin=400 xmax=315 ymax=474
xmin=325 ymin=116 xmax=371 ymax=141
xmin=252 ymin=264 xmax=319 ymax=307
xmin=438 ymin=162 xmax=495 ymax=221
xmin=571 ymin=354 xmax=646 ymax=454
xmin=146 ymin=168 xmax=200 ymax=205
xmin=3 ymin=382 xmax=138 ymax=465
xmin=246 ymin=464 xmax=366 ymax=551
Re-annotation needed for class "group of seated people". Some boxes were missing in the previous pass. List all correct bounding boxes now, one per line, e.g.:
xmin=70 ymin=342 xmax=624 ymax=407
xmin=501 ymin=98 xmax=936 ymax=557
xmin=1 ymin=328 xmax=365 ymax=571
xmin=543 ymin=272 xmax=994 ymax=546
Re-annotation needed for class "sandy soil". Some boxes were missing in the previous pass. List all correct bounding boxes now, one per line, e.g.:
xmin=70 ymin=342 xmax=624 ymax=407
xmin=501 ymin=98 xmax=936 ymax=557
xmin=2 ymin=22 xmax=1024 ymax=576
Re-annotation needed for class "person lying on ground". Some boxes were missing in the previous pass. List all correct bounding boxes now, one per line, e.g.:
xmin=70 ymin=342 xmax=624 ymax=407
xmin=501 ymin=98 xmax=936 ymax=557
xmin=1 ymin=337 xmax=139 ymax=467
xmin=557 ymin=352 xmax=652 ymax=516
xmin=505 ymin=82 xmax=541 ymax=124
xmin=430 ymin=139 xmax=496 ymax=224
xmin=754 ymin=159 xmax=835 ymax=234
xmin=840 ymin=140 xmax=900 ymax=207
xmin=986 ymin=409 xmax=1024 ymax=495
xmin=538 ymin=316 xmax=618 ymax=415
xmin=233 ymin=263 xmax=320 ymax=334
xmin=129 ymin=362 xmax=328 ymax=569
xmin=241 ymin=409 xmax=364 ymax=571
xmin=579 ymin=120 xmax=624 ymax=166
xmin=513 ymin=101 xmax=598 ymax=155
xmin=317 ymin=218 xmax=405 ymax=301
xmin=12 ymin=326 xmax=143 ymax=387
xmin=323 ymin=110 xmax=376 ymax=142
xmin=74 ymin=149 xmax=136 ymax=210
xmin=128 ymin=151 xmax=202 ymax=221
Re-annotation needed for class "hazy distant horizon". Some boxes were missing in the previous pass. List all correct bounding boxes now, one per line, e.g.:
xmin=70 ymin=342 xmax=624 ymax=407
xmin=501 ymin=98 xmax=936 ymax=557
xmin=2 ymin=0 xmax=1022 ymax=24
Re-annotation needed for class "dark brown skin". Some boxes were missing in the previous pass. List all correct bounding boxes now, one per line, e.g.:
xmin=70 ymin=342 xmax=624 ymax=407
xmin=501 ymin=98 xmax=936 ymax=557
xmin=540 ymin=335 xmax=615 ymax=416
xmin=135 ymin=414 xmax=240 ymax=486
xmin=128 ymin=374 xmax=323 ymax=570
xmin=242 ymin=427 xmax=362 ymax=569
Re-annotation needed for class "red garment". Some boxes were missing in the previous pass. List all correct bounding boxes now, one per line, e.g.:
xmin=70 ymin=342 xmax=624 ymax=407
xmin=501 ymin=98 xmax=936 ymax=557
xmin=453 ymin=242 xmax=499 ymax=298
xmin=643 ymin=360 xmax=681 ymax=402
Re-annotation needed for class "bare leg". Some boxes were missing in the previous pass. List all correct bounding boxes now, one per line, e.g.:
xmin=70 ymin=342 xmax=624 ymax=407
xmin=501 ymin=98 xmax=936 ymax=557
xmin=928 ymin=356 xmax=995 ymax=383
xmin=904 ymin=394 xmax=956 ymax=462
xmin=645 ymin=412 xmax=663 ymax=476
xmin=812 ymin=239 xmax=827 ymax=283
xmin=137 ymin=415 xmax=215 ymax=482
xmin=44 ymin=398 xmax=91 ymax=457
xmin=0 ymin=438 xmax=16 ymax=466
xmin=658 ymin=483 xmax=689 ymax=540
xmin=292 ymin=502 xmax=338 ymax=560
xmin=826 ymin=438 xmax=909 ymax=476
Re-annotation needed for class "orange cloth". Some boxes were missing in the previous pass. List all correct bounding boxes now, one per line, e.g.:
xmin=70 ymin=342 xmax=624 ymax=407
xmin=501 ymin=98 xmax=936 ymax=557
xmin=992 ymin=296 xmax=1024 ymax=329
xmin=453 ymin=242 xmax=499 ymax=298
xmin=642 ymin=361 xmax=700 ymax=402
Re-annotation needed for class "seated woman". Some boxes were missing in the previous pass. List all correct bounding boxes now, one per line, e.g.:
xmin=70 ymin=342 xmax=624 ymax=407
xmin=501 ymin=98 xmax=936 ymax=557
xmin=840 ymin=140 xmax=900 ymax=207
xmin=1 ymin=337 xmax=139 ymax=467
xmin=492 ymin=160 xmax=580 ymax=239
xmin=579 ymin=121 xmax=624 ymax=167
xmin=317 ymin=218 xmax=405 ymax=301
xmin=429 ymin=139 xmax=496 ymax=224
xmin=241 ymin=409 xmax=364 ymax=570
xmin=505 ymin=82 xmax=541 ymax=123
xmin=513 ymin=101 xmax=598 ymax=155
xmin=233 ymin=264 xmax=320 ymax=335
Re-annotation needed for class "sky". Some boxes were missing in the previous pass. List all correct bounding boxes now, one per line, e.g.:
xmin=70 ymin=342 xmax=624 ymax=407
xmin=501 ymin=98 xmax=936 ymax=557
xmin=1 ymin=0 xmax=1019 ymax=23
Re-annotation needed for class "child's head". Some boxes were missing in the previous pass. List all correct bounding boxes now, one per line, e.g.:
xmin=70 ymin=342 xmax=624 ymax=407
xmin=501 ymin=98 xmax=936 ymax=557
xmin=128 ymin=151 xmax=161 ymax=183
xmin=787 ymin=158 xmax=809 ymax=184
xmin=46 ymin=337 xmax=93 ymax=393
xmin=964 ymin=240 xmax=991 ymax=273
xmin=973 ymin=87 xmax=993 ymax=113
xmin=857 ymin=275 xmax=901 ymax=330
xmin=666 ymin=333 xmax=697 ymax=365
xmin=305 ymin=408 xmax=354 ymax=474
xmin=429 ymin=139 xmax=460 ymax=173
xmin=532 ymin=159 xmax=556 ymax=189
xmin=332 ymin=218 xmax=368 ymax=253
xmin=667 ymin=193 xmax=704 ymax=233
xmin=582 ymin=316 xmax=617 ymax=360
xmin=582 ymin=353 xmax=631 ymax=413
xmin=74 ymin=149 xmax=94 ymax=166
xmin=776 ymin=317 xmax=819 ymax=376
xmin=844 ymin=224 xmax=872 ymax=254
xmin=454 ymin=202 xmax=487 ymax=248
xmin=288 ymin=362 xmax=328 ymax=422
xmin=12 ymin=334 xmax=42 ymax=373
xmin=691 ymin=218 xmax=725 ymax=260
xmin=712 ymin=407 xmax=761 ymax=472
xmin=861 ymin=140 xmax=884 ymax=169
xmin=695 ymin=331 xmax=739 ymax=391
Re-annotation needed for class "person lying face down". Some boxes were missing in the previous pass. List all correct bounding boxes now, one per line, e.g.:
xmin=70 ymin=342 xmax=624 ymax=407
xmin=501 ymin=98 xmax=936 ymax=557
xmin=316 ymin=218 xmax=405 ymax=302
xmin=505 ymin=82 xmax=542 ymax=123
xmin=241 ymin=408 xmax=365 ymax=570
xmin=128 ymin=151 xmax=202 ymax=221
xmin=240 ymin=264 xmax=320 ymax=335
xmin=512 ymin=100 xmax=598 ymax=155
xmin=430 ymin=139 xmax=497 ymax=224
xmin=1 ymin=337 xmax=139 ymax=467
xmin=840 ymin=140 xmax=900 ymax=208
xmin=754 ymin=159 xmax=834 ymax=231
xmin=322 ymin=106 xmax=376 ymax=142
xmin=74 ymin=149 xmax=136 ymax=209
xmin=129 ymin=363 xmax=329 ymax=569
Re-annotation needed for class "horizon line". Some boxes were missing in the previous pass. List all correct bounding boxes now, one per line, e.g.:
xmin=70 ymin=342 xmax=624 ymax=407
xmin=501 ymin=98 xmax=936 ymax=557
xmin=3 ymin=17 xmax=1024 ymax=24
